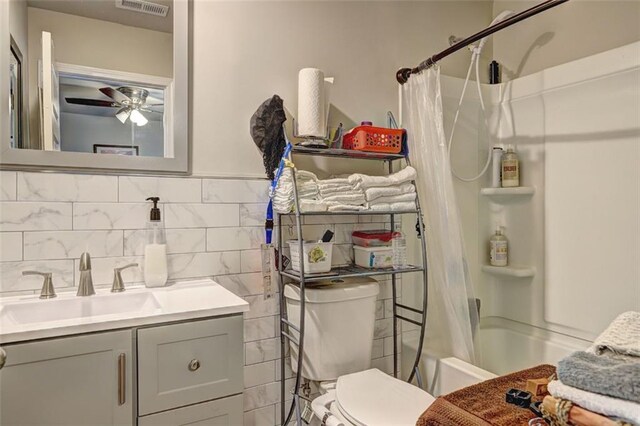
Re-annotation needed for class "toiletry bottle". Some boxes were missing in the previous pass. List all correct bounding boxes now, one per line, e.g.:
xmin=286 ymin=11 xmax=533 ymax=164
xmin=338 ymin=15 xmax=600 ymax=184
xmin=489 ymin=225 xmax=508 ymax=267
xmin=144 ymin=197 xmax=168 ymax=287
xmin=491 ymin=147 xmax=503 ymax=188
xmin=392 ymin=223 xmax=408 ymax=270
xmin=501 ymin=145 xmax=520 ymax=187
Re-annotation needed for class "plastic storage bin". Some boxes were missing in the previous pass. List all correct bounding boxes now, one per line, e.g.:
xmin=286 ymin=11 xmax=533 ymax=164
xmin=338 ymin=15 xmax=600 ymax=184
xmin=354 ymin=246 xmax=393 ymax=269
xmin=342 ymin=126 xmax=406 ymax=154
xmin=288 ymin=240 xmax=333 ymax=273
xmin=352 ymin=230 xmax=393 ymax=247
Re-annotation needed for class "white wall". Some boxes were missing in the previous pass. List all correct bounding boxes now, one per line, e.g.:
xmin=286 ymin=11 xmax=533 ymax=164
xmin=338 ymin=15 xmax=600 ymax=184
xmin=191 ymin=1 xmax=493 ymax=178
xmin=492 ymin=0 xmax=640 ymax=80
xmin=60 ymin=113 xmax=165 ymax=157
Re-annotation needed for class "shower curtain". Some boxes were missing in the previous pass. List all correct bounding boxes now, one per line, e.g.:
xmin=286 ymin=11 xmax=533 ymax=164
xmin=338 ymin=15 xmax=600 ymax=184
xmin=403 ymin=66 xmax=479 ymax=364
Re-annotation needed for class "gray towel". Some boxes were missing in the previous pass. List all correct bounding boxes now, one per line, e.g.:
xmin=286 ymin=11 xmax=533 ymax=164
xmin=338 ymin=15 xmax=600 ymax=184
xmin=557 ymin=351 xmax=640 ymax=403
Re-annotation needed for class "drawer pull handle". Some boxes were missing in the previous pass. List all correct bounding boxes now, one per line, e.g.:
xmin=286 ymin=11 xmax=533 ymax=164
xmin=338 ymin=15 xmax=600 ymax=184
xmin=118 ymin=353 xmax=126 ymax=405
xmin=0 ymin=347 xmax=6 ymax=370
xmin=188 ymin=359 xmax=200 ymax=372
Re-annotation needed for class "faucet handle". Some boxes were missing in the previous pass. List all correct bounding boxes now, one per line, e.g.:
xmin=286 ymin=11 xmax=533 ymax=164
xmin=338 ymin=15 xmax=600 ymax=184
xmin=23 ymin=271 xmax=56 ymax=299
xmin=111 ymin=263 xmax=138 ymax=293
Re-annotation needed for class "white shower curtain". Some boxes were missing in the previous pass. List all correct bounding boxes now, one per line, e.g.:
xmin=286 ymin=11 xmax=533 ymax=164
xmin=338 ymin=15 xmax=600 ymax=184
xmin=403 ymin=66 xmax=479 ymax=364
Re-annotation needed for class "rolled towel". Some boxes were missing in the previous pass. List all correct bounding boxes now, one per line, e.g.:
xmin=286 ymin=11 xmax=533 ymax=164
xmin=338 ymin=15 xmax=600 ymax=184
xmin=557 ymin=351 xmax=640 ymax=403
xmin=587 ymin=311 xmax=640 ymax=358
xmin=548 ymin=380 xmax=640 ymax=425
xmin=349 ymin=166 xmax=417 ymax=189
xmin=367 ymin=192 xmax=417 ymax=206
xmin=364 ymin=182 xmax=415 ymax=201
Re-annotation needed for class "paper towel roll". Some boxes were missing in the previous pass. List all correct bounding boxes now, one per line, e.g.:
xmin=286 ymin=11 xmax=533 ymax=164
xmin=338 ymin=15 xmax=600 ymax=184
xmin=297 ymin=68 xmax=328 ymax=138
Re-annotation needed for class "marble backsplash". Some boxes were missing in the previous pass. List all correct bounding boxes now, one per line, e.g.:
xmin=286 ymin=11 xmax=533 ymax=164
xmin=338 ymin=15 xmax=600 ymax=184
xmin=0 ymin=170 xmax=398 ymax=426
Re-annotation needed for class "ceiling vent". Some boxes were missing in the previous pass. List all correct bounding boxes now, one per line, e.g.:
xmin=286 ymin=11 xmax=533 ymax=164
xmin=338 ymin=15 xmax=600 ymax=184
xmin=115 ymin=0 xmax=169 ymax=17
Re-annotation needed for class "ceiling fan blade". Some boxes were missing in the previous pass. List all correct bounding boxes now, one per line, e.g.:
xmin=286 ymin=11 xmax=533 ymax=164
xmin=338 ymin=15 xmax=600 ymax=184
xmin=99 ymin=87 xmax=131 ymax=104
xmin=139 ymin=108 xmax=162 ymax=113
xmin=115 ymin=107 xmax=131 ymax=124
xmin=145 ymin=103 xmax=164 ymax=107
xmin=65 ymin=98 xmax=118 ymax=107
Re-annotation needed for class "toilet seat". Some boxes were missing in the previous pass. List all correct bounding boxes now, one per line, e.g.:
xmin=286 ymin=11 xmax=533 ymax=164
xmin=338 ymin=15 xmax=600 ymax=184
xmin=333 ymin=368 xmax=435 ymax=425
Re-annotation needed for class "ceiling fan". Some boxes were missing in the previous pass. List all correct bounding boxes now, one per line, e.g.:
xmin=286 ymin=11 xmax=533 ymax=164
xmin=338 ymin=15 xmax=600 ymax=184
xmin=65 ymin=86 xmax=163 ymax=126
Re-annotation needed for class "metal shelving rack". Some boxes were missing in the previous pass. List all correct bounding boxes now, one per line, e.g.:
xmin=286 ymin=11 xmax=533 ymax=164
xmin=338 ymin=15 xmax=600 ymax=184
xmin=277 ymin=146 xmax=429 ymax=426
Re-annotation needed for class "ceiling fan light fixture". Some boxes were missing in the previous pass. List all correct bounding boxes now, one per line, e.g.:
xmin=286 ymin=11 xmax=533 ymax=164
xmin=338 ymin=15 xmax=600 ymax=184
xmin=116 ymin=107 xmax=131 ymax=124
xmin=130 ymin=109 xmax=148 ymax=126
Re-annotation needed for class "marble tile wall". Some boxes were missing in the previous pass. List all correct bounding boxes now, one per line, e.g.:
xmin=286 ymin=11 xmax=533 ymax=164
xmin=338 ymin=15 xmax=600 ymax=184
xmin=0 ymin=170 xmax=399 ymax=426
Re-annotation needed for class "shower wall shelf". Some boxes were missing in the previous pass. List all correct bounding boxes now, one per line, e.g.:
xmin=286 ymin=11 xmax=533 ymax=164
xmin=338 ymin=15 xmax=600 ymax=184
xmin=480 ymin=187 xmax=535 ymax=197
xmin=482 ymin=264 xmax=536 ymax=278
xmin=276 ymin=144 xmax=428 ymax=426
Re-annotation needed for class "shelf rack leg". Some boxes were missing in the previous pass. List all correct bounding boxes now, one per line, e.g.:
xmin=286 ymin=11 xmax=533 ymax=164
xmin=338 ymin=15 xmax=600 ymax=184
xmin=406 ymin=157 xmax=429 ymax=385
xmin=281 ymin=164 xmax=306 ymax=426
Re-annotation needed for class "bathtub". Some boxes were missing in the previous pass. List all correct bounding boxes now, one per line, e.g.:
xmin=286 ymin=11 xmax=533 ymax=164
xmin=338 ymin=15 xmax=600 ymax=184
xmin=402 ymin=316 xmax=591 ymax=396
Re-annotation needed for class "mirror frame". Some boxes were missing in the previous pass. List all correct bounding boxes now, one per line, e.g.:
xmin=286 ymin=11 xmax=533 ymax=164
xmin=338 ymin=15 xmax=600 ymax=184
xmin=0 ymin=0 xmax=189 ymax=174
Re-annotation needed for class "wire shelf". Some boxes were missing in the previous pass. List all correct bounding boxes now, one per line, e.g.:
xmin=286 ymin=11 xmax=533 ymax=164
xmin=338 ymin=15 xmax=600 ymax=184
xmin=291 ymin=145 xmax=406 ymax=161
xmin=280 ymin=264 xmax=423 ymax=283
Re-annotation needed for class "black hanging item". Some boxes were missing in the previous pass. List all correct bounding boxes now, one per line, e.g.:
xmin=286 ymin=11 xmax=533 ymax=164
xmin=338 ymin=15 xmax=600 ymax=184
xmin=250 ymin=95 xmax=287 ymax=181
xmin=489 ymin=61 xmax=501 ymax=84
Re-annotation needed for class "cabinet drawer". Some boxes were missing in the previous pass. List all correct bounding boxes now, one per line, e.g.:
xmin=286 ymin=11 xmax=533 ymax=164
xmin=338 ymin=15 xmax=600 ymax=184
xmin=138 ymin=394 xmax=242 ymax=425
xmin=137 ymin=315 xmax=243 ymax=415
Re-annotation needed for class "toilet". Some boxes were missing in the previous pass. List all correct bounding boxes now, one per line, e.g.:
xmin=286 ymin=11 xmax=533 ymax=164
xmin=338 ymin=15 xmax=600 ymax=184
xmin=284 ymin=278 xmax=435 ymax=426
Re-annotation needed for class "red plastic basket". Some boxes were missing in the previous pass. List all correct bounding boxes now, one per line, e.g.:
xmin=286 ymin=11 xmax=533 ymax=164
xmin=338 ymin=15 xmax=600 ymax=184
xmin=342 ymin=126 xmax=405 ymax=154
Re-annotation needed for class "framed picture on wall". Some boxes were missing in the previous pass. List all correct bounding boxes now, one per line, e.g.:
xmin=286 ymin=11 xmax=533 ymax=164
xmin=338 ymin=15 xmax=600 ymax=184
xmin=93 ymin=144 xmax=139 ymax=156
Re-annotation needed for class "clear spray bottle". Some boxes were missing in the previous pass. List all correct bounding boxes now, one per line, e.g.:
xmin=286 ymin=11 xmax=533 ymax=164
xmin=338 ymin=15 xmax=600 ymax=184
xmin=144 ymin=197 xmax=168 ymax=287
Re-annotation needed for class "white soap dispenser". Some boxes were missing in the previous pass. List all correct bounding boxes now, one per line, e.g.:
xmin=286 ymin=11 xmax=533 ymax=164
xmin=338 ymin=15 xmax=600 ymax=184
xmin=144 ymin=197 xmax=168 ymax=287
xmin=489 ymin=224 xmax=508 ymax=267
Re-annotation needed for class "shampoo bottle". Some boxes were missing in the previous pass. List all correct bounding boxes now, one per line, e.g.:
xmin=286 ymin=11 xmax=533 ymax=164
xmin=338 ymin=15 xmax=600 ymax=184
xmin=144 ymin=197 xmax=168 ymax=287
xmin=501 ymin=145 xmax=520 ymax=187
xmin=489 ymin=225 xmax=508 ymax=267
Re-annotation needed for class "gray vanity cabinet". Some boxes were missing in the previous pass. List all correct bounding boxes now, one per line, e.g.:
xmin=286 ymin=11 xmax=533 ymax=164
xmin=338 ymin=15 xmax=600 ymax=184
xmin=0 ymin=330 xmax=134 ymax=426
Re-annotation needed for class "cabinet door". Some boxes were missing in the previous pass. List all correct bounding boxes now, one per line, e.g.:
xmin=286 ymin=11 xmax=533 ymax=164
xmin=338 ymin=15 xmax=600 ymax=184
xmin=0 ymin=330 xmax=134 ymax=425
xmin=137 ymin=315 xmax=243 ymax=415
xmin=138 ymin=395 xmax=242 ymax=426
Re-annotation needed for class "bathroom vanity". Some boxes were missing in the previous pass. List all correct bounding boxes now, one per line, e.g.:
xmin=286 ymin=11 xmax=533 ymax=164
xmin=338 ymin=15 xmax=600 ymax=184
xmin=0 ymin=280 xmax=249 ymax=425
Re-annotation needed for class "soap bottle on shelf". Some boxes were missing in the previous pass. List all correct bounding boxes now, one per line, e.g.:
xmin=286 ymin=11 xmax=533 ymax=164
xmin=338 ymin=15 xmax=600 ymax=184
xmin=392 ymin=223 xmax=408 ymax=270
xmin=489 ymin=224 xmax=508 ymax=267
xmin=501 ymin=145 xmax=520 ymax=187
xmin=144 ymin=197 xmax=168 ymax=288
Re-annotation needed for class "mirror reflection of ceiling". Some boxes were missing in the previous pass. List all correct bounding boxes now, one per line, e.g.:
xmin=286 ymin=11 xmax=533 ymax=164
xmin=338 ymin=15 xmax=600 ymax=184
xmin=60 ymin=77 xmax=164 ymax=121
xmin=26 ymin=0 xmax=173 ymax=33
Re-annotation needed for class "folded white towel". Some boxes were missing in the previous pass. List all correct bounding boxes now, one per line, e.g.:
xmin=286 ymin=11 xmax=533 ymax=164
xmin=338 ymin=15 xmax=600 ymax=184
xmin=367 ymin=193 xmax=416 ymax=206
xmin=368 ymin=201 xmax=416 ymax=212
xmin=349 ymin=166 xmax=417 ymax=190
xmin=319 ymin=185 xmax=356 ymax=196
xmin=364 ymin=182 xmax=415 ymax=201
xmin=299 ymin=199 xmax=328 ymax=213
xmin=318 ymin=177 xmax=350 ymax=186
xmin=548 ymin=380 xmax=640 ymax=424
xmin=587 ymin=311 xmax=640 ymax=357
xmin=323 ymin=193 xmax=365 ymax=204
xmin=327 ymin=203 xmax=366 ymax=212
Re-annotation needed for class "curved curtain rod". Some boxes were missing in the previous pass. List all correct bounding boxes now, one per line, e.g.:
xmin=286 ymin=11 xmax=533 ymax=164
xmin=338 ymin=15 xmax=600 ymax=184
xmin=396 ymin=0 xmax=569 ymax=84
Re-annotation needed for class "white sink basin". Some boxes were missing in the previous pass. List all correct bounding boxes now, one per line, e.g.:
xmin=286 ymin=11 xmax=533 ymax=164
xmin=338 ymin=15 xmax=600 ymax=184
xmin=0 ymin=279 xmax=250 ymax=344
xmin=1 ymin=292 xmax=161 ymax=326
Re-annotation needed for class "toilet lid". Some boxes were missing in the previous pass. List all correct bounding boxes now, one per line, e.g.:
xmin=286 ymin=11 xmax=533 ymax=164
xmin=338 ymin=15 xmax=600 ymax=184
xmin=335 ymin=368 xmax=435 ymax=426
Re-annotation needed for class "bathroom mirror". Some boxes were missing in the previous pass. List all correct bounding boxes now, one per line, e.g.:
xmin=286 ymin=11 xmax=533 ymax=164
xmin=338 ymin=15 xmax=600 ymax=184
xmin=0 ymin=0 xmax=189 ymax=173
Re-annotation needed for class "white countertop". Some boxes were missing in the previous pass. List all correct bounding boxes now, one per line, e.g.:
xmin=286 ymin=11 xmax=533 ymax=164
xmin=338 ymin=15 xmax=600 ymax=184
xmin=0 ymin=279 xmax=249 ymax=344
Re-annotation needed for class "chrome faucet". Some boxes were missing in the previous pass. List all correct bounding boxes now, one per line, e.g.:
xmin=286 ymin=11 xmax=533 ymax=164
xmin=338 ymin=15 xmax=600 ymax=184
xmin=77 ymin=252 xmax=95 ymax=296
xmin=111 ymin=263 xmax=138 ymax=293
xmin=23 ymin=271 xmax=56 ymax=299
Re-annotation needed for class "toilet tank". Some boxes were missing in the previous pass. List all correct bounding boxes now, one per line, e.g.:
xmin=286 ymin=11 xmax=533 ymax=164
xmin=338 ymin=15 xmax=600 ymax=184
xmin=284 ymin=278 xmax=380 ymax=381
